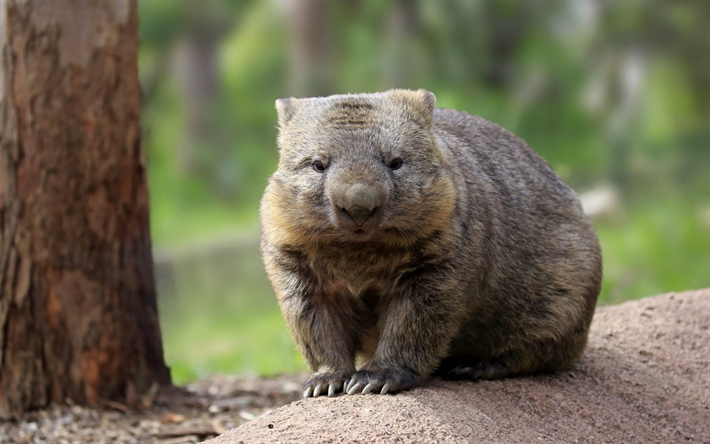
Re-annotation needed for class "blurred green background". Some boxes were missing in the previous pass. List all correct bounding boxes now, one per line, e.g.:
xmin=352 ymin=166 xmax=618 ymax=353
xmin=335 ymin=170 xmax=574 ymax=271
xmin=137 ymin=0 xmax=710 ymax=383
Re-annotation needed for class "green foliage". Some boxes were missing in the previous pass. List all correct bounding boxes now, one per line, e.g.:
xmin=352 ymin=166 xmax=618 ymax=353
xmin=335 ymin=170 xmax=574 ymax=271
xmin=597 ymin=196 xmax=710 ymax=305
xmin=138 ymin=0 xmax=710 ymax=382
xmin=157 ymin=239 xmax=307 ymax=384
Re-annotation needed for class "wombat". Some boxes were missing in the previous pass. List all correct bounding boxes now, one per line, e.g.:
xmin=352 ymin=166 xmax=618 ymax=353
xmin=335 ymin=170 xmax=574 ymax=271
xmin=260 ymin=89 xmax=602 ymax=398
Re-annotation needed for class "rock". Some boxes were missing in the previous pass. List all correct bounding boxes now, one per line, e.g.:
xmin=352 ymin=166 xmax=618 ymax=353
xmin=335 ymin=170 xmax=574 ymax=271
xmin=205 ymin=289 xmax=710 ymax=444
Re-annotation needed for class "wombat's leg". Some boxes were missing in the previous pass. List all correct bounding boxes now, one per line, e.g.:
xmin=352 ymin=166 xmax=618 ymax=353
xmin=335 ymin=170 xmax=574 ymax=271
xmin=275 ymin=276 xmax=359 ymax=398
xmin=346 ymin=271 xmax=464 ymax=395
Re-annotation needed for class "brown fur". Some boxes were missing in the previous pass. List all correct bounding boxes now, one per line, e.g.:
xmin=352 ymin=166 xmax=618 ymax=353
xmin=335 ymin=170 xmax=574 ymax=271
xmin=260 ymin=89 xmax=602 ymax=397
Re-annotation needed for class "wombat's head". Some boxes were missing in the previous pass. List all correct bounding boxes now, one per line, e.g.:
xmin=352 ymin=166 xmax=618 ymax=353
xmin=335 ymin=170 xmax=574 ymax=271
xmin=261 ymin=89 xmax=456 ymax=246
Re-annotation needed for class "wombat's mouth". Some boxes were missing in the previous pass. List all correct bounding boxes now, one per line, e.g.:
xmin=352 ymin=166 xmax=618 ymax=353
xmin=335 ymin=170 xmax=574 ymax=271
xmin=332 ymin=205 xmax=383 ymax=241
xmin=345 ymin=227 xmax=372 ymax=241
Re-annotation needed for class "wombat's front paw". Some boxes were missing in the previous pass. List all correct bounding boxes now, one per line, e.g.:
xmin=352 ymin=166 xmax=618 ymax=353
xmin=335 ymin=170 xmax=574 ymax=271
xmin=344 ymin=367 xmax=420 ymax=395
xmin=303 ymin=370 xmax=353 ymax=398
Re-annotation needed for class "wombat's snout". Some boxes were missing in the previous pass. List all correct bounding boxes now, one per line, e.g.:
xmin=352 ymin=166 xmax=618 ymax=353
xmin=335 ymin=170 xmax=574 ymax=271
xmin=343 ymin=184 xmax=377 ymax=225
xmin=331 ymin=182 xmax=387 ymax=231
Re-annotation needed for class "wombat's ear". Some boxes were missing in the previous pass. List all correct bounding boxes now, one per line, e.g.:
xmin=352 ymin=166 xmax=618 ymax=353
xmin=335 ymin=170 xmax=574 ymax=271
xmin=389 ymin=89 xmax=436 ymax=127
xmin=275 ymin=98 xmax=298 ymax=127
xmin=415 ymin=90 xmax=436 ymax=127
xmin=418 ymin=89 xmax=436 ymax=116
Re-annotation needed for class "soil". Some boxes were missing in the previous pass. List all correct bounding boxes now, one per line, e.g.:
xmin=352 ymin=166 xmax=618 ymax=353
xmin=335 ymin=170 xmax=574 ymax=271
xmin=1 ymin=289 xmax=708 ymax=444
xmin=0 ymin=374 xmax=308 ymax=443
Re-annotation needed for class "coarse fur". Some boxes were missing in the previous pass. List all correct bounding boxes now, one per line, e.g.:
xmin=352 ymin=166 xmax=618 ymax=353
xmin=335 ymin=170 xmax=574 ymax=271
xmin=260 ymin=89 xmax=602 ymax=397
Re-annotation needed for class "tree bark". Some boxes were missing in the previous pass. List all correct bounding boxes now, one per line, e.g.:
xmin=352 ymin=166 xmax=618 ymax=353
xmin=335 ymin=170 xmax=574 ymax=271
xmin=0 ymin=0 xmax=170 ymax=417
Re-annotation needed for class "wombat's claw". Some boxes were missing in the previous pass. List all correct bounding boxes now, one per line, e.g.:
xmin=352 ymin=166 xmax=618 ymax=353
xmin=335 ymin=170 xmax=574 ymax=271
xmin=448 ymin=366 xmax=473 ymax=378
xmin=345 ymin=378 xmax=357 ymax=393
xmin=303 ymin=373 xmax=350 ymax=398
xmin=327 ymin=381 xmax=343 ymax=397
xmin=343 ymin=379 xmax=350 ymax=394
xmin=345 ymin=378 xmax=361 ymax=394
xmin=360 ymin=382 xmax=391 ymax=395
xmin=345 ymin=367 xmax=419 ymax=395
xmin=347 ymin=382 xmax=363 ymax=395
xmin=362 ymin=382 xmax=376 ymax=394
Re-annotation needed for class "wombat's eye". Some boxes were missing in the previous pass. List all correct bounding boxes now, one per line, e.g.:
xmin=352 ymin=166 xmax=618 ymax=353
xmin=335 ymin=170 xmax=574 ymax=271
xmin=389 ymin=158 xmax=403 ymax=170
xmin=312 ymin=160 xmax=326 ymax=172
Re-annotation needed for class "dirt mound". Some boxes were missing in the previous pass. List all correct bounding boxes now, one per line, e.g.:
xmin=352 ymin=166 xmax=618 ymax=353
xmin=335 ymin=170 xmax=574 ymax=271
xmin=205 ymin=289 xmax=710 ymax=444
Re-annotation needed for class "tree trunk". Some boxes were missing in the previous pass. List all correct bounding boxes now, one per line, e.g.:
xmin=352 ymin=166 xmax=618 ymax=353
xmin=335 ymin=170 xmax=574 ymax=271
xmin=285 ymin=0 xmax=333 ymax=97
xmin=383 ymin=0 xmax=420 ymax=89
xmin=0 ymin=0 xmax=170 ymax=417
xmin=173 ymin=34 xmax=220 ymax=174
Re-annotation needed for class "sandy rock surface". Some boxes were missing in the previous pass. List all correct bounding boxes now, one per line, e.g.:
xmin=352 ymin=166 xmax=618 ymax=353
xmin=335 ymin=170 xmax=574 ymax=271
xmin=205 ymin=289 xmax=710 ymax=444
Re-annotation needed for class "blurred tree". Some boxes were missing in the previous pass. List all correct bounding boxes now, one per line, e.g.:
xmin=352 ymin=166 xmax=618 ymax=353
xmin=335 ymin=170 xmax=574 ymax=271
xmin=382 ymin=0 xmax=419 ymax=89
xmin=0 ymin=0 xmax=170 ymax=416
xmin=139 ymin=0 xmax=247 ymax=195
xmin=170 ymin=0 xmax=233 ymax=174
xmin=283 ymin=0 xmax=334 ymax=97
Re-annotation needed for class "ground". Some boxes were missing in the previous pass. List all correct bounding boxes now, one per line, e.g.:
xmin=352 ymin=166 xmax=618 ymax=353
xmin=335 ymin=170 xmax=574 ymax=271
xmin=0 ymin=374 xmax=307 ymax=444
xmin=1 ymin=289 xmax=708 ymax=444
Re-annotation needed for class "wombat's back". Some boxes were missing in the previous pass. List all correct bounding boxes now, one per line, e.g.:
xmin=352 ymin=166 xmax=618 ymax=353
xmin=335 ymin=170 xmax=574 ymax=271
xmin=433 ymin=108 xmax=602 ymax=374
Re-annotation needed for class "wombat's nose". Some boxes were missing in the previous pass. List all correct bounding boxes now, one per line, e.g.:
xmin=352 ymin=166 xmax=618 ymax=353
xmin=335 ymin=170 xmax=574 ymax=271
xmin=343 ymin=183 xmax=377 ymax=226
